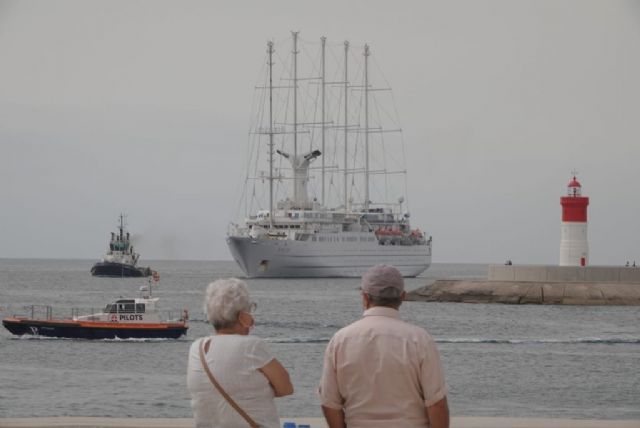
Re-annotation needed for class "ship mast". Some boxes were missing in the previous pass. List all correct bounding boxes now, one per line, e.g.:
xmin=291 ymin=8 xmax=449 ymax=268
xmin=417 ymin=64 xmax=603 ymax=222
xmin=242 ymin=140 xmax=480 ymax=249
xmin=292 ymin=31 xmax=300 ymax=203
xmin=343 ymin=41 xmax=349 ymax=214
xmin=321 ymin=36 xmax=326 ymax=206
xmin=364 ymin=44 xmax=370 ymax=212
xmin=267 ymin=41 xmax=275 ymax=227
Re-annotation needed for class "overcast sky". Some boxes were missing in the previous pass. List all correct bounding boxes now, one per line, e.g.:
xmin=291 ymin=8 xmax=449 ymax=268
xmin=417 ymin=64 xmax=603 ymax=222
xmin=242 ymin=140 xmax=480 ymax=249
xmin=1 ymin=0 xmax=639 ymax=264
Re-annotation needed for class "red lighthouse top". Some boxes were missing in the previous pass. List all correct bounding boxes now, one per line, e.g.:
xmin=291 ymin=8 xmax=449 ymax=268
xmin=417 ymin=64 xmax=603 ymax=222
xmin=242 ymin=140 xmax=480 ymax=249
xmin=561 ymin=175 xmax=589 ymax=222
xmin=568 ymin=176 xmax=581 ymax=188
xmin=567 ymin=176 xmax=582 ymax=196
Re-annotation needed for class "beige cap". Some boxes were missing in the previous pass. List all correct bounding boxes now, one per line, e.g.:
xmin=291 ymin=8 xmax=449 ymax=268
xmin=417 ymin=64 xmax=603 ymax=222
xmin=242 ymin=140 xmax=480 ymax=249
xmin=361 ymin=264 xmax=404 ymax=297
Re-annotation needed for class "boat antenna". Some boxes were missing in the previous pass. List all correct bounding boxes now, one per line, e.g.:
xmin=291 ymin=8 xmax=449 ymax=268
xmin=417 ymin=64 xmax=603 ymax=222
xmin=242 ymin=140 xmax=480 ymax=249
xmin=267 ymin=40 xmax=275 ymax=227
xmin=364 ymin=44 xmax=370 ymax=212
xmin=321 ymin=36 xmax=326 ymax=206
xmin=118 ymin=213 xmax=125 ymax=241
xmin=343 ymin=40 xmax=349 ymax=214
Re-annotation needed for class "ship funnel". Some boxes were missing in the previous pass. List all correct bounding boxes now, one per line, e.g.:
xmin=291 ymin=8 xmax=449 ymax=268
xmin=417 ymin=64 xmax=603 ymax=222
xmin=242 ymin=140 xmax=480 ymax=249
xmin=276 ymin=149 xmax=321 ymax=207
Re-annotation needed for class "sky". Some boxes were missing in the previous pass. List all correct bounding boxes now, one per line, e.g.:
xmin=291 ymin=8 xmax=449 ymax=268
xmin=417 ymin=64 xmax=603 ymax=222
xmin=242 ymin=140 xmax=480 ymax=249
xmin=0 ymin=0 xmax=639 ymax=264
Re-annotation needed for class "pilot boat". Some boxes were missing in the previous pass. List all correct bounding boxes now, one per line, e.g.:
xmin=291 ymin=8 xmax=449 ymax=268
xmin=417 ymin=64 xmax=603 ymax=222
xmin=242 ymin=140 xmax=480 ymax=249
xmin=2 ymin=283 xmax=188 ymax=339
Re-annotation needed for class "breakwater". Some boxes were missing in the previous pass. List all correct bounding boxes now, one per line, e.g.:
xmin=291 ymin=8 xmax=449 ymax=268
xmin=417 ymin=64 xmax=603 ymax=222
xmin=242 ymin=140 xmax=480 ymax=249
xmin=407 ymin=265 xmax=640 ymax=305
xmin=407 ymin=280 xmax=640 ymax=305
xmin=488 ymin=265 xmax=640 ymax=282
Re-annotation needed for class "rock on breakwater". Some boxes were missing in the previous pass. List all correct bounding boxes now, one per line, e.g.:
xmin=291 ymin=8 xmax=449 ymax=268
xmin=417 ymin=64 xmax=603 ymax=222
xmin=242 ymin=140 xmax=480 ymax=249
xmin=406 ymin=280 xmax=640 ymax=305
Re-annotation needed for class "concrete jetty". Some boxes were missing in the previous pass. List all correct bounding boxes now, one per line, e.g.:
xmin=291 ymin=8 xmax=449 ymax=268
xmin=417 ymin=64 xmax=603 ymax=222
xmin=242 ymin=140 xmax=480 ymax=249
xmin=407 ymin=265 xmax=640 ymax=305
xmin=407 ymin=280 xmax=640 ymax=305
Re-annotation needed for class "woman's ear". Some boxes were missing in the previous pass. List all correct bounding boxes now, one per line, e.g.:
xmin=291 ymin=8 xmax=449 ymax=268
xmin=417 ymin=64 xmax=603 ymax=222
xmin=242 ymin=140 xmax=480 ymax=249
xmin=238 ymin=310 xmax=254 ymax=328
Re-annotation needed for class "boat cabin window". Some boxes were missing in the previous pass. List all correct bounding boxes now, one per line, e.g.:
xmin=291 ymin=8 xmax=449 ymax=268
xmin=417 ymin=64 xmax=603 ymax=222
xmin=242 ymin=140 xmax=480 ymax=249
xmin=112 ymin=241 xmax=128 ymax=251
xmin=105 ymin=302 xmax=142 ymax=313
xmin=118 ymin=303 xmax=135 ymax=313
xmin=111 ymin=299 xmax=136 ymax=313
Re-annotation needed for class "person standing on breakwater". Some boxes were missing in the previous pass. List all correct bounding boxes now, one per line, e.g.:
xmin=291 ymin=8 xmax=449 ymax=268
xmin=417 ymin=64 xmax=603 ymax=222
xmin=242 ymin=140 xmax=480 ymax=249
xmin=319 ymin=265 xmax=449 ymax=428
xmin=187 ymin=278 xmax=293 ymax=428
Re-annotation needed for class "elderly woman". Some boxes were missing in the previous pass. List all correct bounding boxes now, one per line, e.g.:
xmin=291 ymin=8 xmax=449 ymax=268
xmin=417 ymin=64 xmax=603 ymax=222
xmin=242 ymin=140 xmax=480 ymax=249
xmin=187 ymin=278 xmax=293 ymax=428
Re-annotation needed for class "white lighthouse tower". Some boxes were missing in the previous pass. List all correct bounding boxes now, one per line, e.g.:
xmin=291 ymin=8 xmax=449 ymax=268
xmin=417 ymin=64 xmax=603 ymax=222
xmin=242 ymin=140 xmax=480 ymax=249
xmin=559 ymin=174 xmax=589 ymax=266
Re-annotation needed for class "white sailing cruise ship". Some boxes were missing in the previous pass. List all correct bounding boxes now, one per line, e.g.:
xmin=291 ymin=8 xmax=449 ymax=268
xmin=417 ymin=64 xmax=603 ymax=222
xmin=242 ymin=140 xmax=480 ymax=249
xmin=227 ymin=33 xmax=432 ymax=277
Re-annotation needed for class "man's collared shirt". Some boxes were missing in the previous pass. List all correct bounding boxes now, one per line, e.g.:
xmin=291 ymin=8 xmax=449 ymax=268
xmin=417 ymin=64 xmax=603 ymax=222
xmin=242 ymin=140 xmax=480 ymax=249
xmin=319 ymin=306 xmax=448 ymax=428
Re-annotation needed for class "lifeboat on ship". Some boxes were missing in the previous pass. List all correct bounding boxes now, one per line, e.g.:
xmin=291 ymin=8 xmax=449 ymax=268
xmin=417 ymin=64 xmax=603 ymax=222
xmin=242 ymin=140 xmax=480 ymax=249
xmin=375 ymin=227 xmax=392 ymax=245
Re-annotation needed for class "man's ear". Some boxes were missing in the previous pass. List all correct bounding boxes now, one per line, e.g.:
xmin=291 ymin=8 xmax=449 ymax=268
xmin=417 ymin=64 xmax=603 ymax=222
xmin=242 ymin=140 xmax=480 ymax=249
xmin=399 ymin=290 xmax=406 ymax=306
xmin=362 ymin=291 xmax=370 ymax=309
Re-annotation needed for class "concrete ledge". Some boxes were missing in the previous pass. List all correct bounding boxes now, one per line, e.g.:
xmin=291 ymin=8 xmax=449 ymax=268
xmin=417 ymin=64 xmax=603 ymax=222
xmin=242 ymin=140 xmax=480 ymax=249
xmin=1 ymin=417 xmax=639 ymax=428
xmin=488 ymin=265 xmax=640 ymax=283
xmin=406 ymin=280 xmax=640 ymax=305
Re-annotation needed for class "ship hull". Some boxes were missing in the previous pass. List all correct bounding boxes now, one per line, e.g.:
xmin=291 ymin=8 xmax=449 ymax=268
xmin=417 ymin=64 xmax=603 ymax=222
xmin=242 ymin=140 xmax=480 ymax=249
xmin=2 ymin=318 xmax=187 ymax=339
xmin=90 ymin=262 xmax=151 ymax=278
xmin=227 ymin=235 xmax=431 ymax=278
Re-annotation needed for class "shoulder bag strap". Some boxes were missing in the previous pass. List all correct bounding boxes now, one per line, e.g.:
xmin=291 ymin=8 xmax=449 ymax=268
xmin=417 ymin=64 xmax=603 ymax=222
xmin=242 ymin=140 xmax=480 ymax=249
xmin=199 ymin=338 xmax=260 ymax=428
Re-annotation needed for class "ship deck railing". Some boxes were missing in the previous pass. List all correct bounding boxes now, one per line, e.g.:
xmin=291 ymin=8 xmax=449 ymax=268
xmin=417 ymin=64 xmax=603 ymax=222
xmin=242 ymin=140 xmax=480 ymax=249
xmin=4 ymin=305 xmax=184 ymax=323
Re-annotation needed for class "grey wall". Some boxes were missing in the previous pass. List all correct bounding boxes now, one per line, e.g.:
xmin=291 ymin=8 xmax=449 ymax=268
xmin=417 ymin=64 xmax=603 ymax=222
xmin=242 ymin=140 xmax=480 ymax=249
xmin=489 ymin=265 xmax=640 ymax=283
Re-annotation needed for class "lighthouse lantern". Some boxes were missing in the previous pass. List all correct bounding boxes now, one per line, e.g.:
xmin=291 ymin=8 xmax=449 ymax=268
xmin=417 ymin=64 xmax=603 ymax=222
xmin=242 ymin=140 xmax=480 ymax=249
xmin=567 ymin=178 xmax=582 ymax=196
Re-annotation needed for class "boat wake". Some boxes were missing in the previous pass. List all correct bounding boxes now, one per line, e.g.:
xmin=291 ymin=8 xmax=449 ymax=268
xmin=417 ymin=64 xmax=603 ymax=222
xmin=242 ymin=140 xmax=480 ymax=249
xmin=263 ymin=336 xmax=640 ymax=345
xmin=102 ymin=336 xmax=191 ymax=343
xmin=261 ymin=320 xmax=345 ymax=330
xmin=265 ymin=337 xmax=332 ymax=344
xmin=436 ymin=337 xmax=640 ymax=345
xmin=12 ymin=332 xmax=638 ymax=345
xmin=11 ymin=335 xmax=190 ymax=343
xmin=189 ymin=318 xmax=345 ymax=330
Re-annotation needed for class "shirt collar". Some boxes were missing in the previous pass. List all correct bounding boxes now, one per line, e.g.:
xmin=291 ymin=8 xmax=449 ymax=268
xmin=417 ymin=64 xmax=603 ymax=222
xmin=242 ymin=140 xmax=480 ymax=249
xmin=363 ymin=306 xmax=401 ymax=319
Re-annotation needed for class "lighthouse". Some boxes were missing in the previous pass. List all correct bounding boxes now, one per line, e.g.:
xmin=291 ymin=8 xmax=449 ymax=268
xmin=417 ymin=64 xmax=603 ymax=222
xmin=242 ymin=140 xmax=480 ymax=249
xmin=559 ymin=175 xmax=589 ymax=266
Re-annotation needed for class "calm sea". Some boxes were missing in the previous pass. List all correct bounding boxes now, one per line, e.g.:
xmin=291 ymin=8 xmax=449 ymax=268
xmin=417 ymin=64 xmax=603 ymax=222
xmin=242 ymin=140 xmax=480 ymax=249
xmin=0 ymin=259 xmax=638 ymax=419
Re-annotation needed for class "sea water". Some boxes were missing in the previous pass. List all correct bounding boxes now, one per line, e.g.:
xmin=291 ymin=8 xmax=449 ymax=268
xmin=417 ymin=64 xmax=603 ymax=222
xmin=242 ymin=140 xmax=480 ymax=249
xmin=0 ymin=259 xmax=638 ymax=419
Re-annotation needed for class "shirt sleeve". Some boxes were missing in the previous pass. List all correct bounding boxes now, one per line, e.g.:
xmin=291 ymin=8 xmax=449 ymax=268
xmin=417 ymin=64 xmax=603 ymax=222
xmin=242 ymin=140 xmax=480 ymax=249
xmin=420 ymin=336 xmax=448 ymax=407
xmin=318 ymin=336 xmax=343 ymax=409
xmin=248 ymin=336 xmax=275 ymax=370
xmin=186 ymin=339 xmax=198 ymax=390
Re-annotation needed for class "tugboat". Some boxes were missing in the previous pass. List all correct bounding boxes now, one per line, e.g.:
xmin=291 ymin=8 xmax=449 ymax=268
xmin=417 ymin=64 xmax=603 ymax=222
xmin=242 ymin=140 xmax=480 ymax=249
xmin=91 ymin=214 xmax=153 ymax=277
xmin=2 ymin=279 xmax=188 ymax=339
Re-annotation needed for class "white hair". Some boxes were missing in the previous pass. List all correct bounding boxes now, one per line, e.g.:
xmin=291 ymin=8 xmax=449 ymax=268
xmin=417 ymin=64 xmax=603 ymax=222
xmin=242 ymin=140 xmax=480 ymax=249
xmin=204 ymin=278 xmax=251 ymax=330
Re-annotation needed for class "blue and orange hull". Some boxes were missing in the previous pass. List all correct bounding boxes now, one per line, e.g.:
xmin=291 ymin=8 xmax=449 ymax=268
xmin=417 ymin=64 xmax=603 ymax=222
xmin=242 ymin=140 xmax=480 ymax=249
xmin=2 ymin=317 xmax=188 ymax=339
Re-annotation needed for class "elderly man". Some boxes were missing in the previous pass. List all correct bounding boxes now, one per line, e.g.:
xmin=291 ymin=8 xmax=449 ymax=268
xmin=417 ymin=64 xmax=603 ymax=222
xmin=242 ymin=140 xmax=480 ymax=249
xmin=319 ymin=264 xmax=449 ymax=428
